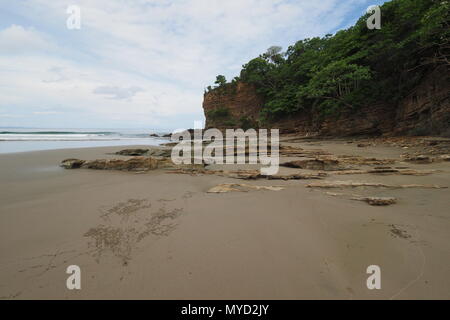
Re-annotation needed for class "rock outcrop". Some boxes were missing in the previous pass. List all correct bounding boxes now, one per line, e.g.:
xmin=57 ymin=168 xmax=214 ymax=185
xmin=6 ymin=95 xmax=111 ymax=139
xmin=61 ymin=157 xmax=173 ymax=171
xmin=203 ymin=66 xmax=450 ymax=136
xmin=203 ymin=82 xmax=263 ymax=129
xmin=280 ymin=158 xmax=343 ymax=171
xmin=115 ymin=149 xmax=149 ymax=156
xmin=60 ymin=159 xmax=86 ymax=169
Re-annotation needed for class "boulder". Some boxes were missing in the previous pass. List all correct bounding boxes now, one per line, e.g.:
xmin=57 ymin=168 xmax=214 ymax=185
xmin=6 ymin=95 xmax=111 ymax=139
xmin=60 ymin=158 xmax=85 ymax=169
xmin=354 ymin=197 xmax=397 ymax=206
xmin=61 ymin=157 xmax=174 ymax=171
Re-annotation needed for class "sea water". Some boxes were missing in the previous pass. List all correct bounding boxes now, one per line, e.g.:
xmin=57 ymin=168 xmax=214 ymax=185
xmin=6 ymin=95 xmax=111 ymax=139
xmin=0 ymin=128 xmax=171 ymax=154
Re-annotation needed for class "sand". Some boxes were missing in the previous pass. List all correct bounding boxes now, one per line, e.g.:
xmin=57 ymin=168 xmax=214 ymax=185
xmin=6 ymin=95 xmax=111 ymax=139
xmin=0 ymin=140 xmax=449 ymax=299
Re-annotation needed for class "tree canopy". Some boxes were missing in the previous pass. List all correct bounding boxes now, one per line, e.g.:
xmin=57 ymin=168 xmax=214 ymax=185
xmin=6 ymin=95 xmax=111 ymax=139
xmin=208 ymin=0 xmax=449 ymax=121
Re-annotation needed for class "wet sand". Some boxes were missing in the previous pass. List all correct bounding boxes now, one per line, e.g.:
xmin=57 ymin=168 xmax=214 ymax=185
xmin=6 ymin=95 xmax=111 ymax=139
xmin=0 ymin=140 xmax=449 ymax=299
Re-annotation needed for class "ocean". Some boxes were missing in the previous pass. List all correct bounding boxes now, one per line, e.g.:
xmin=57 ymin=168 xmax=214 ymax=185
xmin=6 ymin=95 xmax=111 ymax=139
xmin=0 ymin=128 xmax=171 ymax=154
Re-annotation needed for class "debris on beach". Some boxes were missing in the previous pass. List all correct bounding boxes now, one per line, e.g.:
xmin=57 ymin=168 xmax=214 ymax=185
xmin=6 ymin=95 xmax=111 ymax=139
xmin=326 ymin=168 xmax=436 ymax=176
xmin=207 ymin=183 xmax=285 ymax=193
xmin=306 ymin=181 xmax=447 ymax=189
xmin=336 ymin=155 xmax=397 ymax=166
xmin=165 ymin=168 xmax=325 ymax=180
xmin=230 ymin=171 xmax=326 ymax=180
xmin=352 ymin=196 xmax=397 ymax=206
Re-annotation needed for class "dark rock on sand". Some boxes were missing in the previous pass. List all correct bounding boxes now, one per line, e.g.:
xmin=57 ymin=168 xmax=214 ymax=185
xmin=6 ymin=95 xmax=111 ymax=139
xmin=353 ymin=197 xmax=397 ymax=206
xmin=281 ymin=158 xmax=342 ymax=171
xmin=115 ymin=149 xmax=149 ymax=156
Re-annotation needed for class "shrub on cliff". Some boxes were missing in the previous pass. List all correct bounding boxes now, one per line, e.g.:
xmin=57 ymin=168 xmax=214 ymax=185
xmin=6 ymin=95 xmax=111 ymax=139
xmin=214 ymin=75 xmax=227 ymax=87
xmin=207 ymin=106 xmax=230 ymax=120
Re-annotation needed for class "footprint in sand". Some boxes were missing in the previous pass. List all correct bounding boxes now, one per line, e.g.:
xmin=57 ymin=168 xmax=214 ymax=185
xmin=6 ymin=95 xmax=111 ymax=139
xmin=84 ymin=198 xmax=183 ymax=266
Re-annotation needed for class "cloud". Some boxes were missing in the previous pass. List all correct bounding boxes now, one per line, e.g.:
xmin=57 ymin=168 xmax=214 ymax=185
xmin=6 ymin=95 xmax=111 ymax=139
xmin=41 ymin=66 xmax=67 ymax=83
xmin=93 ymin=86 xmax=144 ymax=100
xmin=0 ymin=24 xmax=55 ymax=54
xmin=0 ymin=0 xmax=377 ymax=129
xmin=32 ymin=111 xmax=61 ymax=115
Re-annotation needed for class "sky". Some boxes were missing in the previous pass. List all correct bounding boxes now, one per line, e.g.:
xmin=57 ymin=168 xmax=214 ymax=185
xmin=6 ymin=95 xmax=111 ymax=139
xmin=0 ymin=0 xmax=386 ymax=130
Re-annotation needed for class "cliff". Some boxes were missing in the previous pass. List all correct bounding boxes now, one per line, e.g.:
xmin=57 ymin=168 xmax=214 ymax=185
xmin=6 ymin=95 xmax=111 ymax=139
xmin=203 ymin=66 xmax=450 ymax=137
xmin=203 ymin=0 xmax=450 ymax=137
xmin=203 ymin=82 xmax=263 ymax=129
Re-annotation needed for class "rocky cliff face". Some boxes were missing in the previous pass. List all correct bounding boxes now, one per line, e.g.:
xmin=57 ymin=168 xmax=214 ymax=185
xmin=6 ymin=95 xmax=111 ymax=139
xmin=203 ymin=82 xmax=263 ymax=129
xmin=203 ymin=66 xmax=450 ymax=136
xmin=393 ymin=66 xmax=450 ymax=136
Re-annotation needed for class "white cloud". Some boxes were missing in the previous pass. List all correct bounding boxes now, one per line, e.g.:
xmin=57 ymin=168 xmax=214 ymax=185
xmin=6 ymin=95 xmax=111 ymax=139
xmin=93 ymin=86 xmax=144 ymax=100
xmin=0 ymin=24 xmax=55 ymax=54
xmin=0 ymin=0 xmax=370 ymax=128
xmin=32 ymin=111 xmax=61 ymax=115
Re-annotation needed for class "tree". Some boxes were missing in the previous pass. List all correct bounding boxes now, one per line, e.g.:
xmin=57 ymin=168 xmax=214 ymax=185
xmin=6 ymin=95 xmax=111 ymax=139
xmin=214 ymin=75 xmax=227 ymax=87
xmin=417 ymin=1 xmax=450 ymax=66
xmin=301 ymin=61 xmax=372 ymax=109
xmin=209 ymin=0 xmax=445 ymax=120
xmin=240 ymin=58 xmax=273 ymax=88
xmin=263 ymin=46 xmax=284 ymax=64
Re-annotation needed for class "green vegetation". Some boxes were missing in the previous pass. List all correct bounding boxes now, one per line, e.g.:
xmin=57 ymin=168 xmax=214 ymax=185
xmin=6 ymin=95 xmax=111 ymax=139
xmin=209 ymin=0 xmax=449 ymax=122
xmin=207 ymin=106 xmax=231 ymax=120
xmin=206 ymin=75 xmax=239 ymax=95
xmin=239 ymin=116 xmax=255 ymax=130
xmin=214 ymin=75 xmax=227 ymax=87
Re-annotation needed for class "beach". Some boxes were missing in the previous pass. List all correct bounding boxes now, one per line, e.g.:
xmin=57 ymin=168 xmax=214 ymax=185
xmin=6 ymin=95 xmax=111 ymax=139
xmin=0 ymin=138 xmax=449 ymax=300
